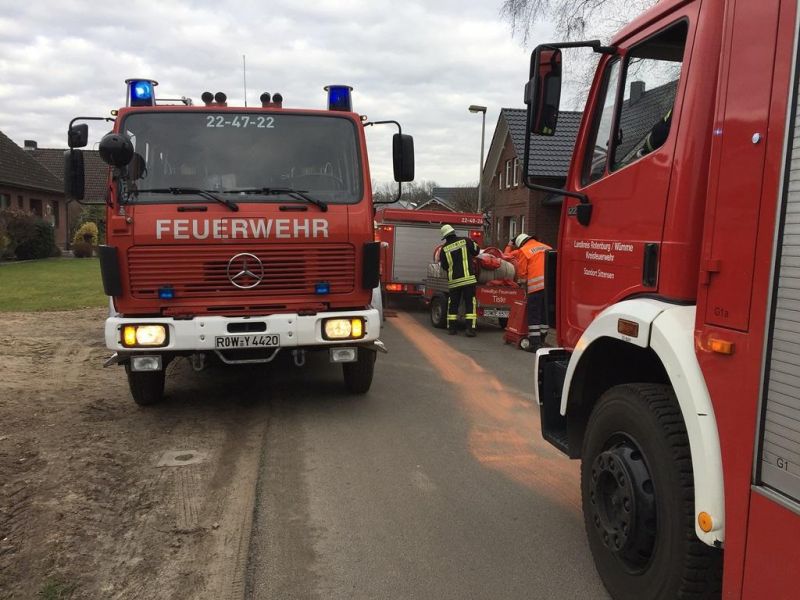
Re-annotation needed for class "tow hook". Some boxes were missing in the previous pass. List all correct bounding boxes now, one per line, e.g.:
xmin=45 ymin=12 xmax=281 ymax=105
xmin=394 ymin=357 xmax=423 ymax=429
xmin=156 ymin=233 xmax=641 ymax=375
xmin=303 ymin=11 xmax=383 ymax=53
xmin=372 ymin=339 xmax=388 ymax=354
xmin=103 ymin=352 xmax=122 ymax=367
xmin=292 ymin=349 xmax=306 ymax=367
xmin=190 ymin=353 xmax=206 ymax=372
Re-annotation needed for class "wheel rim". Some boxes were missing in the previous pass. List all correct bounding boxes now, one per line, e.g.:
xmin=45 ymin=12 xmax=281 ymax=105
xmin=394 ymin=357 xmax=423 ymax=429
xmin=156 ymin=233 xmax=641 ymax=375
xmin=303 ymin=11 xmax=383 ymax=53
xmin=432 ymin=300 xmax=443 ymax=324
xmin=588 ymin=436 xmax=657 ymax=572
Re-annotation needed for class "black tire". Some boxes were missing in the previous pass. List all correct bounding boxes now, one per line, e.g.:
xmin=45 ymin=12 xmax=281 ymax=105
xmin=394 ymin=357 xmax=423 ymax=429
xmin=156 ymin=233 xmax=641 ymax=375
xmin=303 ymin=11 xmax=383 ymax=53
xmin=125 ymin=365 xmax=165 ymax=406
xmin=430 ymin=295 xmax=447 ymax=329
xmin=343 ymin=349 xmax=377 ymax=394
xmin=581 ymin=384 xmax=722 ymax=600
xmin=498 ymin=317 xmax=508 ymax=329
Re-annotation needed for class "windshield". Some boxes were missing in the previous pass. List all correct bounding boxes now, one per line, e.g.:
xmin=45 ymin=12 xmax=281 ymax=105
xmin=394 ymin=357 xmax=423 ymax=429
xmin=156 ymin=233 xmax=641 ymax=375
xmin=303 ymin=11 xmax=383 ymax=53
xmin=120 ymin=112 xmax=363 ymax=204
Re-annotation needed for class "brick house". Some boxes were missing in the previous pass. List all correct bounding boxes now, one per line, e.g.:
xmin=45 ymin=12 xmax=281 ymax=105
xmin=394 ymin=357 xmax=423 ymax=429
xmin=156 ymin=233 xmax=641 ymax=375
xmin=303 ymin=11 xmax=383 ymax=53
xmin=28 ymin=143 xmax=108 ymax=232
xmin=0 ymin=133 xmax=108 ymax=249
xmin=0 ymin=132 xmax=68 ymax=247
xmin=481 ymin=109 xmax=581 ymax=248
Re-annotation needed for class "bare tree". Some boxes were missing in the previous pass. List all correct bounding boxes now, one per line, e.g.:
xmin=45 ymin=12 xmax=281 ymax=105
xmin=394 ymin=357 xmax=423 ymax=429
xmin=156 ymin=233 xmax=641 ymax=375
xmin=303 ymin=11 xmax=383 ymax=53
xmin=372 ymin=180 xmax=439 ymax=206
xmin=500 ymin=0 xmax=657 ymax=105
xmin=499 ymin=0 xmax=656 ymax=45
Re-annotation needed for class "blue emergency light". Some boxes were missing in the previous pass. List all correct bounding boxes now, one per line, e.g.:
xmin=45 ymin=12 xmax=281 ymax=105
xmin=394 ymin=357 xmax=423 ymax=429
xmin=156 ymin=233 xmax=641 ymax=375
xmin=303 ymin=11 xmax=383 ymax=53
xmin=324 ymin=85 xmax=353 ymax=111
xmin=315 ymin=282 xmax=331 ymax=295
xmin=158 ymin=285 xmax=175 ymax=300
xmin=125 ymin=78 xmax=158 ymax=107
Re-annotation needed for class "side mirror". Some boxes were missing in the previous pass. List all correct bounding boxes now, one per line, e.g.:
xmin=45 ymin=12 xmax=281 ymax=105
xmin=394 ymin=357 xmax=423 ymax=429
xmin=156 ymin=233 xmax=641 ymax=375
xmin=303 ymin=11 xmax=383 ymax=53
xmin=68 ymin=124 xmax=89 ymax=149
xmin=525 ymin=46 xmax=562 ymax=136
xmin=392 ymin=133 xmax=415 ymax=182
xmin=64 ymin=150 xmax=85 ymax=200
xmin=98 ymin=132 xmax=134 ymax=168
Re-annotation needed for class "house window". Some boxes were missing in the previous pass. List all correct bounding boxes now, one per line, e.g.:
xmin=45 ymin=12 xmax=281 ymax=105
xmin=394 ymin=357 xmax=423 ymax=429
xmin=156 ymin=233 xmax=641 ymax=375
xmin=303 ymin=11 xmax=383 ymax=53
xmin=498 ymin=171 xmax=503 ymax=190
xmin=509 ymin=217 xmax=517 ymax=240
xmin=520 ymin=215 xmax=526 ymax=234
xmin=17 ymin=196 xmax=23 ymax=208
xmin=505 ymin=160 xmax=512 ymax=189
xmin=29 ymin=198 xmax=43 ymax=217
xmin=51 ymin=200 xmax=60 ymax=228
xmin=513 ymin=158 xmax=519 ymax=187
xmin=0 ymin=193 xmax=9 ymax=210
xmin=496 ymin=219 xmax=502 ymax=243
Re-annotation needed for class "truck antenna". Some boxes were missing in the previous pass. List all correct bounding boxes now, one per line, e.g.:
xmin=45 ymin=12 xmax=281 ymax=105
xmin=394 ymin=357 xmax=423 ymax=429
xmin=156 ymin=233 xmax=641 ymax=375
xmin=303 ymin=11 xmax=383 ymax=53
xmin=242 ymin=54 xmax=248 ymax=107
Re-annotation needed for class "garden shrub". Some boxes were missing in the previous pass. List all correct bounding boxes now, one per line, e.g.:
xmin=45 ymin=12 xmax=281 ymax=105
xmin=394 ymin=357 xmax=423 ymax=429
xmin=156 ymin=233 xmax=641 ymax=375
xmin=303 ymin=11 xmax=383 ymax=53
xmin=72 ymin=206 xmax=105 ymax=245
xmin=11 ymin=217 xmax=57 ymax=260
xmin=73 ymin=221 xmax=99 ymax=247
xmin=72 ymin=240 xmax=93 ymax=258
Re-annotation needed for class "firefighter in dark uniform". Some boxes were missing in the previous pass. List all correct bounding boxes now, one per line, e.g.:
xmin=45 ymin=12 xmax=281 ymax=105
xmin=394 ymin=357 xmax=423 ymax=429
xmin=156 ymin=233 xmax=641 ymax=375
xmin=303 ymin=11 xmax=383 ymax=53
xmin=439 ymin=224 xmax=480 ymax=337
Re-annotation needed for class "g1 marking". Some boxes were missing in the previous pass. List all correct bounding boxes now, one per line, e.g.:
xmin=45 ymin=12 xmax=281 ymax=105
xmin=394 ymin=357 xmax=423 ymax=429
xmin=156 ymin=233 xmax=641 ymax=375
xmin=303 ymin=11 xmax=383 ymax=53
xmin=205 ymin=115 xmax=275 ymax=129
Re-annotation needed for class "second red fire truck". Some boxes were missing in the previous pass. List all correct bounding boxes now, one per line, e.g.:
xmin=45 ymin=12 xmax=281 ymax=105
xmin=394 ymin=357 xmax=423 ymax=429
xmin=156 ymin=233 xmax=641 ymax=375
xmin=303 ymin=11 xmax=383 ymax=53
xmin=525 ymin=0 xmax=800 ymax=598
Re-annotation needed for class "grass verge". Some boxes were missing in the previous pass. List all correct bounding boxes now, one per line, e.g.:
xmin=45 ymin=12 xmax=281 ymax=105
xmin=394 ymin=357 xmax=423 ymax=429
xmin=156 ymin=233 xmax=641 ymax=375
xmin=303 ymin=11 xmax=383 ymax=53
xmin=38 ymin=578 xmax=77 ymax=600
xmin=0 ymin=257 xmax=106 ymax=312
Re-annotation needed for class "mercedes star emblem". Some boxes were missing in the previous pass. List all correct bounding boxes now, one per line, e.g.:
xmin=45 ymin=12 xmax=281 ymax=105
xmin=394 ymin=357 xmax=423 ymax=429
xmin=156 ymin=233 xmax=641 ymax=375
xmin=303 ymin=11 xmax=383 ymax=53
xmin=226 ymin=253 xmax=265 ymax=289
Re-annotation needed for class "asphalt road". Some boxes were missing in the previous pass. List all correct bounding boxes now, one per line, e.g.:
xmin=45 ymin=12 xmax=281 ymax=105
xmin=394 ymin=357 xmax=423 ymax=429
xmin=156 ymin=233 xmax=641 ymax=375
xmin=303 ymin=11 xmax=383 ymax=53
xmin=245 ymin=304 xmax=610 ymax=599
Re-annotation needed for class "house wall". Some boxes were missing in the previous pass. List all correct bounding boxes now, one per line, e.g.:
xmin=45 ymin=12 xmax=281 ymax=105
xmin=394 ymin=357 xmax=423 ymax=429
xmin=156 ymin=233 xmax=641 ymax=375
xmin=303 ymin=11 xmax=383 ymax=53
xmin=0 ymin=185 xmax=68 ymax=249
xmin=489 ymin=133 xmax=563 ymax=249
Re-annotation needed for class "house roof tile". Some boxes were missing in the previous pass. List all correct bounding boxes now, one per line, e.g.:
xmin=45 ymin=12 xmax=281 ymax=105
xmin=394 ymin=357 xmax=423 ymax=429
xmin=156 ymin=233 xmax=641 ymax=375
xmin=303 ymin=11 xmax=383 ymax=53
xmin=502 ymin=109 xmax=583 ymax=178
xmin=30 ymin=147 xmax=108 ymax=203
xmin=0 ymin=131 xmax=63 ymax=194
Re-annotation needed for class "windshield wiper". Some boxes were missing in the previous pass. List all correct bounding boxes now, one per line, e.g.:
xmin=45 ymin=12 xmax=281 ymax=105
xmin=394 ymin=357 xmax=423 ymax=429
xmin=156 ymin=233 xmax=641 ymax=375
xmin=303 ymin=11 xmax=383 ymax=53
xmin=134 ymin=187 xmax=239 ymax=212
xmin=222 ymin=187 xmax=328 ymax=212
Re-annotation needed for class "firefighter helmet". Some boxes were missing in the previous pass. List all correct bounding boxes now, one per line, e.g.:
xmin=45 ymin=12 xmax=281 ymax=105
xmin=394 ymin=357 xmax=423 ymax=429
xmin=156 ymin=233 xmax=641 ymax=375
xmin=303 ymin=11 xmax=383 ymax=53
xmin=440 ymin=224 xmax=456 ymax=239
xmin=514 ymin=233 xmax=532 ymax=248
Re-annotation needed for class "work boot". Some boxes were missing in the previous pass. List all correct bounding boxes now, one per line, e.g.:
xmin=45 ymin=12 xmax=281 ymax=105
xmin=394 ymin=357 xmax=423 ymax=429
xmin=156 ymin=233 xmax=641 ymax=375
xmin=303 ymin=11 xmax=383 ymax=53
xmin=525 ymin=337 xmax=542 ymax=353
xmin=448 ymin=328 xmax=458 ymax=336
xmin=466 ymin=328 xmax=477 ymax=337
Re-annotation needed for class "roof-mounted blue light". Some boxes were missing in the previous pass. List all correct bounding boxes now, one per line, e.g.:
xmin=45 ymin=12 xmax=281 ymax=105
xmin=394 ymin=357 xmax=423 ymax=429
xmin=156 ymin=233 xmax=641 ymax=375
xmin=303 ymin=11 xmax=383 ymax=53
xmin=324 ymin=85 xmax=353 ymax=112
xmin=125 ymin=78 xmax=158 ymax=107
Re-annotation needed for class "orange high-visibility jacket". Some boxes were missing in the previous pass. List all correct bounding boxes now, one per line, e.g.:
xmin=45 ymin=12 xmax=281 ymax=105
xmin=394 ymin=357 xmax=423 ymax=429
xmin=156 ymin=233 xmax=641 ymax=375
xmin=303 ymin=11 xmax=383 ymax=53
xmin=515 ymin=238 xmax=551 ymax=293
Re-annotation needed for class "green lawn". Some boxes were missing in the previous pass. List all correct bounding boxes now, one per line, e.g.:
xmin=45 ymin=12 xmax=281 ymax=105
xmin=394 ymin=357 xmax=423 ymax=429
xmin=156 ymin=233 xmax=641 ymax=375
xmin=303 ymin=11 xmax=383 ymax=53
xmin=0 ymin=258 xmax=107 ymax=312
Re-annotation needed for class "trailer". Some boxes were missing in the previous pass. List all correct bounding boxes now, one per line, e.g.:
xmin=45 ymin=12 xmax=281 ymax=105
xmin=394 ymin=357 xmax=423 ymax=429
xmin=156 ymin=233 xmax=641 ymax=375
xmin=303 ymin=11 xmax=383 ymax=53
xmin=375 ymin=208 xmax=484 ymax=296
xmin=423 ymin=273 xmax=524 ymax=330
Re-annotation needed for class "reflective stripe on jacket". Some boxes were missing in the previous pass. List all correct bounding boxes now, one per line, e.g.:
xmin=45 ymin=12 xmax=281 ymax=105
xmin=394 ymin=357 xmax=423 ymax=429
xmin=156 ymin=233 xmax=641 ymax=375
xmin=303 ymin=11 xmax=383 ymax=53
xmin=516 ymin=239 xmax=551 ymax=293
xmin=439 ymin=236 xmax=479 ymax=289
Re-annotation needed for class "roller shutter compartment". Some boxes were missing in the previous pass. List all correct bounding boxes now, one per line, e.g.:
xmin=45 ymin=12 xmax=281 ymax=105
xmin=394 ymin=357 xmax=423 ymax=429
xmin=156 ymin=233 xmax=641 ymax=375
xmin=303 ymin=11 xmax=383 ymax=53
xmin=760 ymin=69 xmax=800 ymax=501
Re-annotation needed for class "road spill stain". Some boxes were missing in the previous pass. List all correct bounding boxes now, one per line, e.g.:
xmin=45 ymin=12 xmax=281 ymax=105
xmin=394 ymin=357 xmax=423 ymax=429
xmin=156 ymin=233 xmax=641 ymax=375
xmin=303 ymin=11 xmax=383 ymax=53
xmin=392 ymin=313 xmax=581 ymax=512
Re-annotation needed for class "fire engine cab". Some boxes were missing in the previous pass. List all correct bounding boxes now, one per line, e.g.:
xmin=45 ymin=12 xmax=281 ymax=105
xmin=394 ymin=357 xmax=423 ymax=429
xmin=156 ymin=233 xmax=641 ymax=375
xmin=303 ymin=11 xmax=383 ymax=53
xmin=524 ymin=0 xmax=800 ymax=598
xmin=64 ymin=81 xmax=414 ymax=405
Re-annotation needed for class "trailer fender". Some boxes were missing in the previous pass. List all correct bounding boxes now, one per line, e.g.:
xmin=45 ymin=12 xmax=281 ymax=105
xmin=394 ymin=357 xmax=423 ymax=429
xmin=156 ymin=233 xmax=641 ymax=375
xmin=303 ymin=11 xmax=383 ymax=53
xmin=561 ymin=299 xmax=724 ymax=546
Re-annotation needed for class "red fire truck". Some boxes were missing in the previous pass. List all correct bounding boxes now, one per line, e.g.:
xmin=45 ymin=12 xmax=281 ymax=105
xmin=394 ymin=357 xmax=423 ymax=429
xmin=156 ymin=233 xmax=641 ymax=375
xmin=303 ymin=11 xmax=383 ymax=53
xmin=525 ymin=0 xmax=800 ymax=598
xmin=64 ymin=82 xmax=414 ymax=405
xmin=374 ymin=208 xmax=484 ymax=296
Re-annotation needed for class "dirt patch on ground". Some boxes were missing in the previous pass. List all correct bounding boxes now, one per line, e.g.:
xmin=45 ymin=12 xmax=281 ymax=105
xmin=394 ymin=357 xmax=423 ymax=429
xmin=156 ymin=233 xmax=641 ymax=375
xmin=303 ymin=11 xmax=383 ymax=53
xmin=0 ymin=309 xmax=269 ymax=599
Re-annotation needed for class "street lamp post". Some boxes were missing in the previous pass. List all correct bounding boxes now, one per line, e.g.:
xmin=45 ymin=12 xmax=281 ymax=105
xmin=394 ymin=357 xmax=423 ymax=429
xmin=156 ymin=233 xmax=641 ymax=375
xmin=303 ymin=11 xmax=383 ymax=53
xmin=468 ymin=105 xmax=487 ymax=213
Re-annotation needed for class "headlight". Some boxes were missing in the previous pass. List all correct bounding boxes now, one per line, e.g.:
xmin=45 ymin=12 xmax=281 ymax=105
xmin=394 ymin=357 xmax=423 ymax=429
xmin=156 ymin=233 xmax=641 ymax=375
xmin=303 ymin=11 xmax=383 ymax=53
xmin=121 ymin=324 xmax=168 ymax=347
xmin=323 ymin=318 xmax=365 ymax=340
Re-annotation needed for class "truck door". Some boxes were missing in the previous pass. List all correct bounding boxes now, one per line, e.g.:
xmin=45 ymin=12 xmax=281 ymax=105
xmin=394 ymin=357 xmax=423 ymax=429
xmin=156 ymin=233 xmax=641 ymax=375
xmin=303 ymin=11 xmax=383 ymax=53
xmin=558 ymin=9 xmax=697 ymax=348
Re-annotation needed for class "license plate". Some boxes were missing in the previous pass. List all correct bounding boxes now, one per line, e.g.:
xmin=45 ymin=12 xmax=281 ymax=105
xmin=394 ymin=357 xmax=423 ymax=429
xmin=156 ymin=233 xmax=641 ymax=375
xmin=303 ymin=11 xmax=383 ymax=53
xmin=214 ymin=334 xmax=280 ymax=349
xmin=483 ymin=308 xmax=509 ymax=318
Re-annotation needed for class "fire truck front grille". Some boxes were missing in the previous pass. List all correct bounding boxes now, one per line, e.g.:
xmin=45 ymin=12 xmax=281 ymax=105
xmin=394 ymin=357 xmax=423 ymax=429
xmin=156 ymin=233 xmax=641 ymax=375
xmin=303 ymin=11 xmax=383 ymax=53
xmin=128 ymin=244 xmax=356 ymax=299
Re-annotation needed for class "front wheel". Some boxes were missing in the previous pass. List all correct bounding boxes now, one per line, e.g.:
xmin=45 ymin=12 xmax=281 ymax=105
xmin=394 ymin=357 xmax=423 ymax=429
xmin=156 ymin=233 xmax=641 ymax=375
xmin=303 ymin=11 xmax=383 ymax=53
xmin=125 ymin=365 xmax=165 ymax=406
xmin=342 ymin=349 xmax=377 ymax=394
xmin=581 ymin=383 xmax=721 ymax=600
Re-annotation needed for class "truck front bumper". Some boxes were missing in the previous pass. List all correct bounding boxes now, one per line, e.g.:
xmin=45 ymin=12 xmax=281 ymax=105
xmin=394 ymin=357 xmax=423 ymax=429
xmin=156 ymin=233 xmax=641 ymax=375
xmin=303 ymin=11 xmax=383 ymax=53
xmin=105 ymin=308 xmax=380 ymax=353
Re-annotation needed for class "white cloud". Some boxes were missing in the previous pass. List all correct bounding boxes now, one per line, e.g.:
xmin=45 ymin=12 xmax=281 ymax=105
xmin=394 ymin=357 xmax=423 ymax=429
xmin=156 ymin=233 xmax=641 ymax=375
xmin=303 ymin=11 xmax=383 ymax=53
xmin=0 ymin=0 xmax=555 ymax=185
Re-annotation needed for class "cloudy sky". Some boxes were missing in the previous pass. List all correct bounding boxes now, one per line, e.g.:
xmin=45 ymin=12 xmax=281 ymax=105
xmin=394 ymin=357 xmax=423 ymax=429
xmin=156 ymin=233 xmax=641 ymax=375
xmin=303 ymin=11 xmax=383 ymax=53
xmin=0 ymin=0 xmax=557 ymax=187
